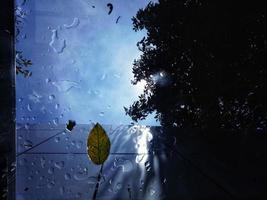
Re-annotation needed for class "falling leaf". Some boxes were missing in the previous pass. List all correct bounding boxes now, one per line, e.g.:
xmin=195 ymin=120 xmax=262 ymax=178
xmin=116 ymin=16 xmax=121 ymax=24
xmin=107 ymin=3 xmax=113 ymax=15
xmin=87 ymin=123 xmax=111 ymax=165
xmin=66 ymin=120 xmax=76 ymax=131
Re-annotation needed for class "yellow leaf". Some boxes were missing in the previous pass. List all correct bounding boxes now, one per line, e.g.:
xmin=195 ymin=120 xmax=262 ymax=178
xmin=87 ymin=123 xmax=111 ymax=165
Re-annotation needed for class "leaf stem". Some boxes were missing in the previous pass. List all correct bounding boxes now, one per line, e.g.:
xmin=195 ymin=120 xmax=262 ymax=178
xmin=92 ymin=164 xmax=103 ymax=200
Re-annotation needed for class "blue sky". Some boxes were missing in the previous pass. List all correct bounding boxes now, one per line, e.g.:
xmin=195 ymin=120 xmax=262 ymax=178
xmin=16 ymin=0 xmax=159 ymax=126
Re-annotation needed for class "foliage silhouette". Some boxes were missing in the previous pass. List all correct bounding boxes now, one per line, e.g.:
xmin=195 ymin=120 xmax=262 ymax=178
xmin=15 ymin=1 xmax=33 ymax=77
xmin=125 ymin=0 xmax=266 ymax=132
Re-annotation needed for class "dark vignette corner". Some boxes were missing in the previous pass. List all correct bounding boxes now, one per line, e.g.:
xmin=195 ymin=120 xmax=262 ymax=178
xmin=0 ymin=0 xmax=16 ymax=199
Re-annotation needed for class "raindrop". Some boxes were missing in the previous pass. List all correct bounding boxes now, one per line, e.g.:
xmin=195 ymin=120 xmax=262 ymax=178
xmin=64 ymin=173 xmax=71 ymax=180
xmin=10 ymin=162 xmax=16 ymax=172
xmin=18 ymin=158 xmax=27 ymax=166
xmin=59 ymin=186 xmax=65 ymax=195
xmin=145 ymin=161 xmax=151 ymax=172
xmin=49 ymin=94 xmax=55 ymax=100
xmin=53 ymin=118 xmax=59 ymax=125
xmin=49 ymin=29 xmax=66 ymax=54
xmin=24 ymin=123 xmax=30 ymax=130
xmin=99 ymin=112 xmax=104 ymax=117
xmin=63 ymin=17 xmax=80 ymax=29
xmin=45 ymin=78 xmax=51 ymax=83
xmin=48 ymin=167 xmax=54 ymax=174
xmin=28 ymin=91 xmax=42 ymax=103
xmin=135 ymin=154 xmax=145 ymax=163
xmin=114 ymin=158 xmax=133 ymax=172
xmin=116 ymin=183 xmax=122 ymax=191
xmin=74 ymin=169 xmax=88 ymax=181
xmin=52 ymin=80 xmax=80 ymax=93
xmin=75 ymin=193 xmax=82 ymax=198
xmin=163 ymin=178 xmax=167 ymax=184
xmin=18 ymin=97 xmax=23 ymax=102
xmin=149 ymin=187 xmax=156 ymax=196
xmin=100 ymin=73 xmax=106 ymax=80
xmin=23 ymin=140 xmax=33 ymax=149
xmin=180 ymin=105 xmax=185 ymax=109
xmin=40 ymin=157 xmax=46 ymax=168
xmin=47 ymin=181 xmax=55 ymax=189
xmin=76 ymin=141 xmax=83 ymax=149
xmin=55 ymin=103 xmax=60 ymax=109
xmin=54 ymin=136 xmax=60 ymax=143
xmin=54 ymin=161 xmax=64 ymax=169
xmin=27 ymin=104 xmax=32 ymax=111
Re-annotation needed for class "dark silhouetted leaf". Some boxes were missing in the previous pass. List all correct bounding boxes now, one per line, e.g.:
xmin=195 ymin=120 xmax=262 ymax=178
xmin=87 ymin=123 xmax=111 ymax=165
xmin=107 ymin=3 xmax=113 ymax=15
xmin=116 ymin=16 xmax=121 ymax=24
xmin=66 ymin=120 xmax=76 ymax=131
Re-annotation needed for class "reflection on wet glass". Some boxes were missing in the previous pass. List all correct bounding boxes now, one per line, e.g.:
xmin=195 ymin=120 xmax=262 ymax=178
xmin=128 ymin=125 xmax=153 ymax=165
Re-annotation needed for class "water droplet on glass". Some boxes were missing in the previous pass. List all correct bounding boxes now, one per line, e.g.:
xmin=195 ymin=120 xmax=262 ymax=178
xmin=53 ymin=118 xmax=59 ymax=125
xmin=74 ymin=169 xmax=88 ymax=181
xmin=64 ymin=173 xmax=71 ymax=180
xmin=52 ymin=80 xmax=80 ymax=92
xmin=54 ymin=136 xmax=60 ymax=143
xmin=71 ymin=140 xmax=76 ymax=146
xmin=27 ymin=104 xmax=32 ymax=111
xmin=59 ymin=186 xmax=65 ymax=195
xmin=18 ymin=97 xmax=23 ymax=102
xmin=76 ymin=141 xmax=83 ymax=149
xmin=149 ymin=187 xmax=156 ymax=196
xmin=28 ymin=91 xmax=42 ymax=103
xmin=19 ymin=158 xmax=27 ymax=166
xmin=47 ymin=181 xmax=55 ymax=189
xmin=145 ymin=161 xmax=151 ymax=171
xmin=24 ymin=123 xmax=30 ymax=130
xmin=45 ymin=78 xmax=51 ymax=83
xmin=49 ymin=94 xmax=55 ymax=100
xmin=54 ymin=161 xmax=64 ymax=169
xmin=163 ymin=178 xmax=167 ymax=184
xmin=48 ymin=167 xmax=54 ymax=174
xmin=24 ymin=140 xmax=33 ymax=148
xmin=55 ymin=103 xmax=60 ymax=109
xmin=75 ymin=193 xmax=82 ymax=198
xmin=99 ymin=112 xmax=104 ymax=117
xmin=114 ymin=158 xmax=133 ymax=172
xmin=63 ymin=17 xmax=80 ymax=29
xmin=49 ymin=29 xmax=66 ymax=54
xmin=116 ymin=183 xmax=122 ymax=191
xmin=40 ymin=157 xmax=46 ymax=168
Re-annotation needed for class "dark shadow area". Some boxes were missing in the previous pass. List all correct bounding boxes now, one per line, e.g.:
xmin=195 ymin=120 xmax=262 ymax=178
xmin=0 ymin=0 xmax=15 ymax=199
xmin=124 ymin=1 xmax=266 ymax=198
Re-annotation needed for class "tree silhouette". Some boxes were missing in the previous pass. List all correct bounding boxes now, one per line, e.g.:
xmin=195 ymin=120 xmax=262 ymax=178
xmin=125 ymin=0 xmax=266 ymax=132
xmin=15 ymin=1 xmax=32 ymax=77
